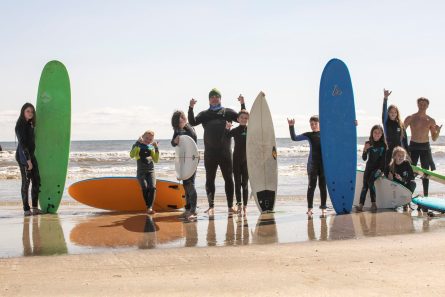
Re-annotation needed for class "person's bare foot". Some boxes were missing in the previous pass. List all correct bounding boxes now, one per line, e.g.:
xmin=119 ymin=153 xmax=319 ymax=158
xmin=187 ymin=213 xmax=198 ymax=221
xmin=371 ymin=203 xmax=377 ymax=213
xmin=147 ymin=208 xmax=156 ymax=215
xmin=242 ymin=206 xmax=247 ymax=216
xmin=205 ymin=207 xmax=215 ymax=216
xmin=321 ymin=209 xmax=327 ymax=217
xmin=228 ymin=207 xmax=237 ymax=214
xmin=31 ymin=208 xmax=43 ymax=215
xmin=355 ymin=204 xmax=364 ymax=212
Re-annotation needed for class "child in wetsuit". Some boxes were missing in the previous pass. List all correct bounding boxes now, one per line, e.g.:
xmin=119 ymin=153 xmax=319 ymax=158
xmin=171 ymin=110 xmax=199 ymax=221
xmin=130 ymin=130 xmax=159 ymax=214
xmin=288 ymin=116 xmax=327 ymax=217
xmin=356 ymin=125 xmax=387 ymax=212
xmin=225 ymin=108 xmax=249 ymax=215
xmin=382 ymin=89 xmax=408 ymax=169
xmin=385 ymin=146 xmax=416 ymax=193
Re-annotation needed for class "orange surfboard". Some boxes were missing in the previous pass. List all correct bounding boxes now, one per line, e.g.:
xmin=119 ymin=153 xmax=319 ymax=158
xmin=68 ymin=177 xmax=186 ymax=211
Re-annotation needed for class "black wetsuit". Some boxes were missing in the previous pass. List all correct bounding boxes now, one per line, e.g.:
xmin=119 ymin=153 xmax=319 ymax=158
xmin=385 ymin=160 xmax=416 ymax=193
xmin=132 ymin=141 xmax=158 ymax=209
xmin=226 ymin=125 xmax=248 ymax=206
xmin=188 ymin=103 xmax=245 ymax=208
xmin=360 ymin=141 xmax=386 ymax=204
xmin=171 ymin=124 xmax=198 ymax=214
xmin=289 ymin=126 xmax=327 ymax=209
xmin=15 ymin=119 xmax=40 ymax=212
xmin=382 ymin=99 xmax=408 ymax=168
xmin=409 ymin=141 xmax=435 ymax=196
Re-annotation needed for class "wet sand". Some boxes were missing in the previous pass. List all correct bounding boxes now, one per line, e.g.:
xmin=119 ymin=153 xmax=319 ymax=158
xmin=1 ymin=198 xmax=445 ymax=295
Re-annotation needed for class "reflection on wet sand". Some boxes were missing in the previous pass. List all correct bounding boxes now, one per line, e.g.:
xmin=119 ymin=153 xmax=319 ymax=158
xmin=70 ymin=214 xmax=184 ymax=249
xmin=252 ymin=214 xmax=278 ymax=244
xmin=307 ymin=217 xmax=328 ymax=241
xmin=22 ymin=215 xmax=67 ymax=256
xmin=351 ymin=211 xmax=415 ymax=237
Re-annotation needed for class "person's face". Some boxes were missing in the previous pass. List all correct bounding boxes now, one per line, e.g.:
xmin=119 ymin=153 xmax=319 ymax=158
xmin=310 ymin=121 xmax=319 ymax=132
xmin=394 ymin=151 xmax=405 ymax=165
xmin=24 ymin=107 xmax=34 ymax=121
xmin=209 ymin=95 xmax=221 ymax=107
xmin=417 ymin=100 xmax=429 ymax=111
xmin=388 ymin=107 xmax=398 ymax=121
xmin=179 ymin=115 xmax=187 ymax=129
xmin=372 ymin=128 xmax=383 ymax=142
xmin=238 ymin=113 xmax=249 ymax=126
xmin=142 ymin=133 xmax=154 ymax=144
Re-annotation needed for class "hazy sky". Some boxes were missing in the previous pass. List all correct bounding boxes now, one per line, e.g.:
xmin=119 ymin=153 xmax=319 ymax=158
xmin=1 ymin=0 xmax=444 ymax=141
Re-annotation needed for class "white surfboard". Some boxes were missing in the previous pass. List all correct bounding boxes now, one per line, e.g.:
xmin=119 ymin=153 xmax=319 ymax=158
xmin=354 ymin=170 xmax=412 ymax=209
xmin=175 ymin=135 xmax=199 ymax=180
xmin=246 ymin=92 xmax=278 ymax=213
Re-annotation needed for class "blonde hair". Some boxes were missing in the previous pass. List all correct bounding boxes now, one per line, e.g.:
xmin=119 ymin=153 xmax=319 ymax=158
xmin=139 ymin=130 xmax=154 ymax=142
xmin=388 ymin=146 xmax=411 ymax=174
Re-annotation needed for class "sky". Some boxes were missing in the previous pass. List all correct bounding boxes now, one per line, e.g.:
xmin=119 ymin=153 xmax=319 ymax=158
xmin=1 ymin=0 xmax=445 ymax=141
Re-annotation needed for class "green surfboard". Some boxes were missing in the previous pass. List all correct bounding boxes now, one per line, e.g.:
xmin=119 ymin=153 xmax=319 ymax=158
xmin=411 ymin=165 xmax=445 ymax=186
xmin=35 ymin=61 xmax=71 ymax=213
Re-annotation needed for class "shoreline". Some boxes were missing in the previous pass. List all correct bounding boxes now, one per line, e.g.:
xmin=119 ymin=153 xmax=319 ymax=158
xmin=1 ymin=231 xmax=445 ymax=296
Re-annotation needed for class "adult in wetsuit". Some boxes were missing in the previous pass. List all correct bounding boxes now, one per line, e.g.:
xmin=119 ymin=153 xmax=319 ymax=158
xmin=225 ymin=102 xmax=248 ymax=214
xmin=404 ymin=97 xmax=441 ymax=196
xmin=15 ymin=103 xmax=43 ymax=216
xmin=381 ymin=89 xmax=408 ymax=169
xmin=288 ymin=116 xmax=327 ymax=217
xmin=171 ymin=110 xmax=198 ymax=220
xmin=357 ymin=125 xmax=387 ymax=212
xmin=188 ymin=88 xmax=245 ymax=214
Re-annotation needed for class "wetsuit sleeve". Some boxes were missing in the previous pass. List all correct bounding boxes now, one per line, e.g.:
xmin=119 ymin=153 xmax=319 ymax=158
xmin=362 ymin=143 xmax=369 ymax=161
xmin=382 ymin=99 xmax=388 ymax=136
xmin=225 ymin=108 xmax=239 ymax=123
xmin=225 ymin=128 xmax=234 ymax=138
xmin=15 ymin=122 xmax=31 ymax=161
xmin=188 ymin=107 xmax=202 ymax=126
xmin=241 ymin=103 xmax=246 ymax=110
xmin=187 ymin=125 xmax=198 ymax=143
xmin=171 ymin=131 xmax=178 ymax=147
xmin=151 ymin=148 xmax=160 ymax=163
xmin=289 ymin=126 xmax=308 ymax=142
xmin=402 ymin=128 xmax=409 ymax=149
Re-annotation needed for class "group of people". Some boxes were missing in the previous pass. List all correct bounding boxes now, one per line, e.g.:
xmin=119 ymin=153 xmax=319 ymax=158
xmin=287 ymin=89 xmax=441 ymax=216
xmin=15 ymin=88 xmax=441 ymax=218
xmin=130 ymin=88 xmax=249 ymax=221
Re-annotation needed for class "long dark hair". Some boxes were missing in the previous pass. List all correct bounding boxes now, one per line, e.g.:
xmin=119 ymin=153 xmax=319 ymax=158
xmin=17 ymin=103 xmax=36 ymax=127
xmin=387 ymin=104 xmax=404 ymax=130
xmin=368 ymin=124 xmax=387 ymax=147
xmin=171 ymin=110 xmax=186 ymax=130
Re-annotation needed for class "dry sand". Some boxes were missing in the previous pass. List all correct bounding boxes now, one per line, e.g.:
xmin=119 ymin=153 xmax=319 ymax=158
xmin=1 ymin=230 xmax=445 ymax=296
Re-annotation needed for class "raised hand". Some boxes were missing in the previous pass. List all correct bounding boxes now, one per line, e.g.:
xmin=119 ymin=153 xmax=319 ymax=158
xmin=383 ymin=88 xmax=392 ymax=100
xmin=287 ymin=118 xmax=295 ymax=126
xmin=189 ymin=98 xmax=197 ymax=108
xmin=238 ymin=94 xmax=245 ymax=105
xmin=226 ymin=121 xmax=232 ymax=130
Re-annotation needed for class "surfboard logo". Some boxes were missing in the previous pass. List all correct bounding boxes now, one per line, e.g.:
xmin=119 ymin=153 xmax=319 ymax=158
xmin=332 ymin=85 xmax=342 ymax=97
xmin=272 ymin=146 xmax=277 ymax=160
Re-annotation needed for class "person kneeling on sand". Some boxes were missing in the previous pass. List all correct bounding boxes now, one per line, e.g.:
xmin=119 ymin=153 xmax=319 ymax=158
xmin=130 ymin=131 xmax=159 ymax=215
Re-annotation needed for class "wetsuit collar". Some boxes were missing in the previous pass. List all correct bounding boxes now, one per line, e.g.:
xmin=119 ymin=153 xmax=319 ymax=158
xmin=209 ymin=104 xmax=223 ymax=111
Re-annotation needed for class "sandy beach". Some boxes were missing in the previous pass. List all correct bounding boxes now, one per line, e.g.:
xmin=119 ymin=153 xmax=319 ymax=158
xmin=1 ymin=197 xmax=445 ymax=296
xmin=1 ymin=230 xmax=445 ymax=296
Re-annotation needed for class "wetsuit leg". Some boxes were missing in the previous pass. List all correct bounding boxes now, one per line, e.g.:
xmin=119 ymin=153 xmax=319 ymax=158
xmin=359 ymin=170 xmax=370 ymax=205
xmin=385 ymin=146 xmax=394 ymax=173
xmin=19 ymin=164 xmax=31 ymax=211
xmin=219 ymin=152 xmax=234 ymax=208
xmin=418 ymin=150 xmax=431 ymax=196
xmin=368 ymin=170 xmax=378 ymax=203
xmin=137 ymin=171 xmax=156 ymax=209
xmin=233 ymin=158 xmax=242 ymax=206
xmin=30 ymin=157 xmax=40 ymax=209
xmin=307 ymin=164 xmax=317 ymax=209
xmin=183 ymin=173 xmax=197 ymax=213
xmin=318 ymin=165 xmax=327 ymax=209
xmin=204 ymin=153 xmax=218 ymax=208
xmin=137 ymin=173 xmax=149 ymax=208
xmin=241 ymin=160 xmax=249 ymax=206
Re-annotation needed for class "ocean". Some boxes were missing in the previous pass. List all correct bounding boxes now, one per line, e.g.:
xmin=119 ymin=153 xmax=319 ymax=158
xmin=2 ymin=137 xmax=445 ymax=201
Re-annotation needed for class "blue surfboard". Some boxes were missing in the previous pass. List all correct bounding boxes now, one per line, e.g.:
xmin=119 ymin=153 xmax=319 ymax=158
xmin=319 ymin=58 xmax=357 ymax=214
xmin=412 ymin=196 xmax=445 ymax=212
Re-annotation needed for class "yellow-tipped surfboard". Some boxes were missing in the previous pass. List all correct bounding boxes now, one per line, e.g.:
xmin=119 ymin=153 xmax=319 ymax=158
xmin=34 ymin=61 xmax=71 ymax=213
